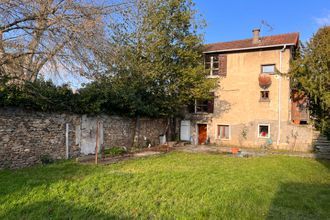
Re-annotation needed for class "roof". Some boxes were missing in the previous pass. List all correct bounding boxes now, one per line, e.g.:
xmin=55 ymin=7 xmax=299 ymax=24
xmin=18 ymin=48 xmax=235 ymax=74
xmin=204 ymin=32 xmax=299 ymax=53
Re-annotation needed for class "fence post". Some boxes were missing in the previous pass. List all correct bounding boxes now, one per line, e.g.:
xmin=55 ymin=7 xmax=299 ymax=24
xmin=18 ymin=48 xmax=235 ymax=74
xmin=66 ymin=123 xmax=69 ymax=159
xmin=95 ymin=120 xmax=99 ymax=164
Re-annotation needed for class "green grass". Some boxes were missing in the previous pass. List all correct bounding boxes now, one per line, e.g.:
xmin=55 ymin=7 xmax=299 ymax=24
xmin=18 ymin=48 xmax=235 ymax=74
xmin=0 ymin=152 xmax=329 ymax=219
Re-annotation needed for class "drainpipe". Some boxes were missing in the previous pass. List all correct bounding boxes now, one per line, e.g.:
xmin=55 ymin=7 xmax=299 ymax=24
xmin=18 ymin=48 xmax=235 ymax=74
xmin=277 ymin=45 xmax=287 ymax=147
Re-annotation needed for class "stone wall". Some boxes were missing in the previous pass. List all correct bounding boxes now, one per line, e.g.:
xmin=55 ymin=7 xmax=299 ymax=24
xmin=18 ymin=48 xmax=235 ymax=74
xmin=0 ymin=108 xmax=80 ymax=169
xmin=80 ymin=115 xmax=168 ymax=154
xmin=0 ymin=108 xmax=168 ymax=169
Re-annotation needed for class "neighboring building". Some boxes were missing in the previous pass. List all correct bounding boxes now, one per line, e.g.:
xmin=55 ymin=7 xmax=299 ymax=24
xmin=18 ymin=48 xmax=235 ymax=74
xmin=180 ymin=29 xmax=314 ymax=152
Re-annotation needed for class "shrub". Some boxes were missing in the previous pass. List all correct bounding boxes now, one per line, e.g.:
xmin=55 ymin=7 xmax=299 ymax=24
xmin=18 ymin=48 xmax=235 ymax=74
xmin=40 ymin=154 xmax=54 ymax=164
xmin=104 ymin=147 xmax=127 ymax=157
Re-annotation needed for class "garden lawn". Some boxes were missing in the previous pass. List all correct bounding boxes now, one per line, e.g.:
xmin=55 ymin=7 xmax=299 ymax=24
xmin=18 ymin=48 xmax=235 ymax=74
xmin=0 ymin=152 xmax=330 ymax=219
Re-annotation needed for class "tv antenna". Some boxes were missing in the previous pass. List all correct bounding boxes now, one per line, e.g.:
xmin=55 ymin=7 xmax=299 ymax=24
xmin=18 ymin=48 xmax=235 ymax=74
xmin=260 ymin=20 xmax=274 ymax=32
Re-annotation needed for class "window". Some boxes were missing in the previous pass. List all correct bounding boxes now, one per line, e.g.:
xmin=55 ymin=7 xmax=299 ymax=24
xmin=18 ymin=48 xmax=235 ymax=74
xmin=260 ymin=91 xmax=270 ymax=101
xmin=258 ymin=124 xmax=270 ymax=138
xmin=218 ymin=125 xmax=230 ymax=140
xmin=196 ymin=99 xmax=209 ymax=113
xmin=205 ymin=54 xmax=219 ymax=75
xmin=261 ymin=64 xmax=275 ymax=74
xmin=189 ymin=93 xmax=215 ymax=114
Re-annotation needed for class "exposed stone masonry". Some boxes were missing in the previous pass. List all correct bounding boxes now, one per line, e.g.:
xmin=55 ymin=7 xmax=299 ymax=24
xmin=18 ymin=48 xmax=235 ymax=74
xmin=0 ymin=108 xmax=168 ymax=169
xmin=0 ymin=108 xmax=80 ymax=169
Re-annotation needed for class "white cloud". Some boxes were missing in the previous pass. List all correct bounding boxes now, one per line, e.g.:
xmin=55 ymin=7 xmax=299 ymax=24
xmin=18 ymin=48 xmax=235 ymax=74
xmin=314 ymin=11 xmax=330 ymax=26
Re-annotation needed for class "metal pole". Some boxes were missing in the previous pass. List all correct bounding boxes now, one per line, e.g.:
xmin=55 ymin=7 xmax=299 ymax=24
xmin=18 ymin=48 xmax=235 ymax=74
xmin=95 ymin=120 xmax=99 ymax=164
xmin=65 ymin=123 xmax=69 ymax=159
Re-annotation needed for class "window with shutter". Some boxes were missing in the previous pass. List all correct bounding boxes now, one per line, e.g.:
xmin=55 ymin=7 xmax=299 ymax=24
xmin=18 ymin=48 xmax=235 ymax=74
xmin=217 ymin=125 xmax=230 ymax=140
xmin=205 ymin=54 xmax=220 ymax=76
xmin=196 ymin=100 xmax=209 ymax=113
xmin=193 ymin=93 xmax=215 ymax=114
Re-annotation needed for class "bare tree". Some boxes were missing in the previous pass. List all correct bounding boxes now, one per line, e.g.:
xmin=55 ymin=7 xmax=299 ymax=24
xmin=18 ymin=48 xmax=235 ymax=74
xmin=0 ymin=0 xmax=130 ymax=82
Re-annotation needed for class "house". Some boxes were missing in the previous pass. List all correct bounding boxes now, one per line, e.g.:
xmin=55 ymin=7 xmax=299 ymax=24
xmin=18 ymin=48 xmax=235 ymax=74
xmin=180 ymin=29 xmax=314 ymax=152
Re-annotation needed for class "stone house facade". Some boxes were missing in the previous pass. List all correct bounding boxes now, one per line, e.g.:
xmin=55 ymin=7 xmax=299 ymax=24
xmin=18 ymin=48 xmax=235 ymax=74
xmin=180 ymin=29 xmax=314 ymax=152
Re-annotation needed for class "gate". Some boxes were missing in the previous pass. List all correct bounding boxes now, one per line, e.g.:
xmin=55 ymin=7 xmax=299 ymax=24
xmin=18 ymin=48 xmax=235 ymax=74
xmin=80 ymin=115 xmax=103 ymax=155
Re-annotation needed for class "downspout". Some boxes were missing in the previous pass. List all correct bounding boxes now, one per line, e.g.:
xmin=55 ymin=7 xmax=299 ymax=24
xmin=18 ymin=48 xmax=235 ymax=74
xmin=277 ymin=45 xmax=287 ymax=147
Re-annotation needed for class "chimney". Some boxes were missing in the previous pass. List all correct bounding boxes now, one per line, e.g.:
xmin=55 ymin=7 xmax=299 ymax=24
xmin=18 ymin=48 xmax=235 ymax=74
xmin=252 ymin=28 xmax=260 ymax=44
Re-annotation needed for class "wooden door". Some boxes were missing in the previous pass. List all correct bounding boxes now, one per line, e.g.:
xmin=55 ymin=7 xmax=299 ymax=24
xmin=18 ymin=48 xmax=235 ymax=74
xmin=198 ymin=124 xmax=207 ymax=144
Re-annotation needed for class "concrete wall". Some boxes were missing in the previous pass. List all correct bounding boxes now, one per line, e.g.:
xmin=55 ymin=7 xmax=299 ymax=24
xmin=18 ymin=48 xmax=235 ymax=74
xmin=0 ymin=108 xmax=167 ymax=169
xmin=186 ymin=47 xmax=314 ymax=151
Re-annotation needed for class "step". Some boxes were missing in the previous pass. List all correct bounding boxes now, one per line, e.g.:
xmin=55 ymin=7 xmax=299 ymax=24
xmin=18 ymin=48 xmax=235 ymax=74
xmin=317 ymin=153 xmax=330 ymax=156
xmin=316 ymin=150 xmax=330 ymax=154
xmin=313 ymin=139 xmax=330 ymax=143
xmin=312 ymin=137 xmax=329 ymax=141
xmin=315 ymin=145 xmax=330 ymax=149
xmin=314 ymin=143 xmax=330 ymax=147
xmin=314 ymin=141 xmax=330 ymax=144
xmin=314 ymin=148 xmax=330 ymax=151
xmin=316 ymin=152 xmax=330 ymax=155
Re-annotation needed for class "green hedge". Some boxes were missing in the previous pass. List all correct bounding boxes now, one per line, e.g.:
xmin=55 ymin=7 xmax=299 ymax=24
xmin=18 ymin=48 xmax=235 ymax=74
xmin=0 ymin=77 xmax=175 ymax=117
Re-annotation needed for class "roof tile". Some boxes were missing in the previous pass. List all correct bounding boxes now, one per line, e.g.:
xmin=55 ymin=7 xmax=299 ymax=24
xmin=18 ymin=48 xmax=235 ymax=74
xmin=204 ymin=32 xmax=299 ymax=53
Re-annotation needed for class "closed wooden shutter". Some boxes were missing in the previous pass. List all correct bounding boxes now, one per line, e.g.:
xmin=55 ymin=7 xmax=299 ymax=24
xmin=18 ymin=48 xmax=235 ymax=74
xmin=207 ymin=92 xmax=215 ymax=113
xmin=219 ymin=54 xmax=227 ymax=76
xmin=291 ymin=90 xmax=309 ymax=123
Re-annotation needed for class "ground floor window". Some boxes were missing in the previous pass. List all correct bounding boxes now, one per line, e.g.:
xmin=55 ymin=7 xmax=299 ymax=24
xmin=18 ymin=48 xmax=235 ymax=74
xmin=218 ymin=124 xmax=230 ymax=140
xmin=258 ymin=124 xmax=270 ymax=138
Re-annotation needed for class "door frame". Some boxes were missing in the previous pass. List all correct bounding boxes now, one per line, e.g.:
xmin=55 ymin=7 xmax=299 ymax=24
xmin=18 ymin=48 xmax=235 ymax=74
xmin=196 ymin=123 xmax=208 ymax=145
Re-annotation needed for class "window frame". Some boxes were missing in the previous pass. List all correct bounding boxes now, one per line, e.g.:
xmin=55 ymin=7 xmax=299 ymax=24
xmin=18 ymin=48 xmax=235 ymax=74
xmin=260 ymin=90 xmax=270 ymax=102
xmin=261 ymin=64 xmax=276 ymax=74
xmin=205 ymin=55 xmax=219 ymax=76
xmin=195 ymin=99 xmax=209 ymax=113
xmin=217 ymin=124 xmax=231 ymax=140
xmin=258 ymin=124 xmax=270 ymax=139
xmin=192 ymin=92 xmax=215 ymax=114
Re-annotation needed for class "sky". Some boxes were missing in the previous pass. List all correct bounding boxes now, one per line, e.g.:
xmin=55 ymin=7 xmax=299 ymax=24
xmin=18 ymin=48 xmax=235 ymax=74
xmin=193 ymin=0 xmax=330 ymax=44
xmin=49 ymin=0 xmax=330 ymax=87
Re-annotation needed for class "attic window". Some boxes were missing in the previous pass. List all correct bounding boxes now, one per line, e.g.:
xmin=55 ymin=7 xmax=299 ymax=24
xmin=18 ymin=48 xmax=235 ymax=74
xmin=261 ymin=64 xmax=275 ymax=74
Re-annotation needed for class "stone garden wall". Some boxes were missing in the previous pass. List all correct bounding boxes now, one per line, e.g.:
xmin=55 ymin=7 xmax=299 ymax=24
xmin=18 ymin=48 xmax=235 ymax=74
xmin=101 ymin=116 xmax=168 ymax=148
xmin=0 ymin=108 xmax=168 ymax=169
xmin=0 ymin=108 xmax=81 ymax=169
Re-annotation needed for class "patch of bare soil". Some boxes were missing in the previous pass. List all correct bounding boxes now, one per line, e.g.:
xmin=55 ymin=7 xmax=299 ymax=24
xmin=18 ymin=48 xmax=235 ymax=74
xmin=77 ymin=145 xmax=175 ymax=165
